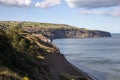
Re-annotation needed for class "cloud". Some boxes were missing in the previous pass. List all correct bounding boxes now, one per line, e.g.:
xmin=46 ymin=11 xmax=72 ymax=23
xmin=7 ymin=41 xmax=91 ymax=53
xmin=80 ymin=7 xmax=120 ymax=17
xmin=65 ymin=0 xmax=120 ymax=9
xmin=111 ymin=7 xmax=120 ymax=17
xmin=80 ymin=10 xmax=107 ymax=15
xmin=35 ymin=0 xmax=61 ymax=8
xmin=0 ymin=0 xmax=31 ymax=7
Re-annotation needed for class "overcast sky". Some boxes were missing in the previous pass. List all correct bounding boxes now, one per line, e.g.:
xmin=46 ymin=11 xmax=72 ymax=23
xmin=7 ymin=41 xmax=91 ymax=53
xmin=0 ymin=0 xmax=120 ymax=33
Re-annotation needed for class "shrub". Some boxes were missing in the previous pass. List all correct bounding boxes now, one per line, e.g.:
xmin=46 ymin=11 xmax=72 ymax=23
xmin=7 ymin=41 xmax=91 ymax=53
xmin=23 ymin=76 xmax=29 ymax=80
xmin=0 ymin=29 xmax=6 ymax=35
xmin=19 ymin=39 xmax=27 ymax=48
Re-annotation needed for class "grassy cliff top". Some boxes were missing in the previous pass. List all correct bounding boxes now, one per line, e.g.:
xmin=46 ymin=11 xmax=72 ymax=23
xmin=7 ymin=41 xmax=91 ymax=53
xmin=0 ymin=21 xmax=86 ymax=30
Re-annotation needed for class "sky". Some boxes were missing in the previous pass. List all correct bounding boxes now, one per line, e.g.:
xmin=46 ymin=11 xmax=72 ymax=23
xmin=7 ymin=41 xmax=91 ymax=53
xmin=0 ymin=0 xmax=120 ymax=33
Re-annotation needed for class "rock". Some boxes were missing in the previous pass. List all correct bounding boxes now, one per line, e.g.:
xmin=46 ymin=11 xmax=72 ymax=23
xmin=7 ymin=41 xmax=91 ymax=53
xmin=39 ymin=29 xmax=112 ymax=39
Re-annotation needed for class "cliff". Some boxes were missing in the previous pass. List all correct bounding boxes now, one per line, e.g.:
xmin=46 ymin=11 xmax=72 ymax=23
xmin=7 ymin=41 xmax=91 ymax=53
xmin=33 ymin=29 xmax=111 ymax=39
xmin=0 ymin=21 xmax=111 ymax=79
xmin=0 ymin=21 xmax=112 ymax=39
xmin=0 ymin=28 xmax=93 ymax=80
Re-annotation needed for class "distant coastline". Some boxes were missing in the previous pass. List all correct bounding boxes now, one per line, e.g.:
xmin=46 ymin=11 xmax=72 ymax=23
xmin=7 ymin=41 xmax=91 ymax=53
xmin=0 ymin=21 xmax=112 ymax=39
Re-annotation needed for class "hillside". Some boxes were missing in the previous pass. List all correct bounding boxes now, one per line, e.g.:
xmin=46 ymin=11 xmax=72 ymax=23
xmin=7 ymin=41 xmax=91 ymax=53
xmin=0 ymin=28 xmax=93 ymax=80
xmin=0 ymin=21 xmax=79 ymax=29
xmin=0 ymin=21 xmax=111 ymax=39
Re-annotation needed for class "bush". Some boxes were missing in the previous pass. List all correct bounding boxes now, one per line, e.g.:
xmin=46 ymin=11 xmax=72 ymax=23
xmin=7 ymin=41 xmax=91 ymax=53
xmin=23 ymin=76 xmax=29 ymax=80
xmin=19 ymin=39 xmax=27 ymax=48
xmin=8 ymin=30 xmax=22 ymax=44
xmin=0 ymin=30 xmax=6 ymax=35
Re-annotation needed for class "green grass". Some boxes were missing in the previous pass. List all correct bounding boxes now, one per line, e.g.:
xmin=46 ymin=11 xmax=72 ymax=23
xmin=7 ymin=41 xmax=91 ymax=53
xmin=0 ymin=21 xmax=84 ymax=30
xmin=0 ymin=66 xmax=22 ymax=80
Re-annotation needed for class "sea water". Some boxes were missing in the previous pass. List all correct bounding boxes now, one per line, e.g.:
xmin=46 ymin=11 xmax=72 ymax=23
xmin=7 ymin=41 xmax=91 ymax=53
xmin=53 ymin=34 xmax=120 ymax=80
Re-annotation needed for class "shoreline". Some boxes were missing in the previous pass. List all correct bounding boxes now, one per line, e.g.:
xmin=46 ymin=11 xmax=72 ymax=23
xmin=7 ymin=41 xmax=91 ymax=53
xmin=53 ymin=39 xmax=96 ymax=80
xmin=70 ymin=63 xmax=97 ymax=80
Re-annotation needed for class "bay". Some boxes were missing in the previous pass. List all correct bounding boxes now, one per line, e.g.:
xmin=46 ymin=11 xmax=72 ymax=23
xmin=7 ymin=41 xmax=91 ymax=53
xmin=53 ymin=34 xmax=120 ymax=80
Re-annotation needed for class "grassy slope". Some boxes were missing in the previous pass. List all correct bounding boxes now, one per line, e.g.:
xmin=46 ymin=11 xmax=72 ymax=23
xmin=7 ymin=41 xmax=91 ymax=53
xmin=0 ymin=28 xmax=89 ymax=80
xmin=0 ymin=29 xmax=54 ymax=80
xmin=0 ymin=21 xmax=86 ymax=30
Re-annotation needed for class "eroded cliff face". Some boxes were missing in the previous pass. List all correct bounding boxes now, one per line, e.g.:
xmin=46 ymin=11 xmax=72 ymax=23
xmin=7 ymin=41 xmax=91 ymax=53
xmin=45 ymin=53 xmax=93 ymax=80
xmin=0 ymin=29 xmax=93 ymax=80
xmin=23 ymin=28 xmax=111 ymax=39
xmin=42 ymin=29 xmax=112 ymax=39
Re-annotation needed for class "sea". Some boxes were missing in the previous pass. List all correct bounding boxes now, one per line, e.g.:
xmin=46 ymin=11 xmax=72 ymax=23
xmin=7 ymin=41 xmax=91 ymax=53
xmin=53 ymin=34 xmax=120 ymax=80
